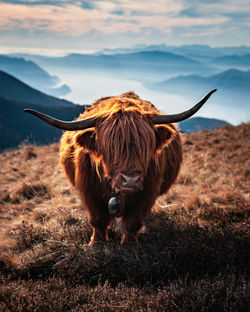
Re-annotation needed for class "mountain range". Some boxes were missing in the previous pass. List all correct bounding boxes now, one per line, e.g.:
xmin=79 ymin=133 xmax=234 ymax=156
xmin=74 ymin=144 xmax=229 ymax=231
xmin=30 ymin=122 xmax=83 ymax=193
xmin=1 ymin=45 xmax=244 ymax=151
xmin=0 ymin=69 xmax=86 ymax=151
xmin=99 ymin=45 xmax=250 ymax=69
xmin=0 ymin=66 xmax=232 ymax=152
xmin=9 ymin=45 xmax=250 ymax=74
xmin=0 ymin=70 xmax=74 ymax=107
xmin=100 ymin=44 xmax=250 ymax=59
xmin=0 ymin=55 xmax=71 ymax=97
xmin=179 ymin=117 xmax=231 ymax=133
xmin=147 ymin=69 xmax=250 ymax=106
xmin=213 ymin=54 xmax=250 ymax=68
xmin=8 ymin=51 xmax=209 ymax=78
xmin=0 ymin=96 xmax=84 ymax=152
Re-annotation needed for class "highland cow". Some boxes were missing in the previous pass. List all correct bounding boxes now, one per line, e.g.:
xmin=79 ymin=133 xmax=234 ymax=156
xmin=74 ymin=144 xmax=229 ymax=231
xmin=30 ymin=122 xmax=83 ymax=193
xmin=24 ymin=90 xmax=216 ymax=245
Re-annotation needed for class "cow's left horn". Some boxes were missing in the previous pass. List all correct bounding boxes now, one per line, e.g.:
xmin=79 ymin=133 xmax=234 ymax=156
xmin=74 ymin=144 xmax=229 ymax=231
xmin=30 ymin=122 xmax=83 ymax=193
xmin=24 ymin=109 xmax=96 ymax=130
xmin=152 ymin=89 xmax=217 ymax=124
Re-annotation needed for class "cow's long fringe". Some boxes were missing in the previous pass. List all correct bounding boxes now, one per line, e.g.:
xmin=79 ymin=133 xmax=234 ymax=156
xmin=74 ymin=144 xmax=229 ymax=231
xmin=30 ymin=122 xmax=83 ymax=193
xmin=96 ymin=110 xmax=156 ymax=176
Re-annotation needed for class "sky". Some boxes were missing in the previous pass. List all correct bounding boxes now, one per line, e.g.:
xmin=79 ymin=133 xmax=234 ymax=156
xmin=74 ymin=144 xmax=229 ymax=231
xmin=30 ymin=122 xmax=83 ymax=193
xmin=0 ymin=0 xmax=250 ymax=55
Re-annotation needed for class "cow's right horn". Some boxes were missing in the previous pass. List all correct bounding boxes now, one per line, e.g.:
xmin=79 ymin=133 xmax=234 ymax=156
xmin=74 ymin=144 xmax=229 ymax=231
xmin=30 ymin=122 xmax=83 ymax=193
xmin=152 ymin=89 xmax=217 ymax=124
xmin=24 ymin=109 xmax=96 ymax=130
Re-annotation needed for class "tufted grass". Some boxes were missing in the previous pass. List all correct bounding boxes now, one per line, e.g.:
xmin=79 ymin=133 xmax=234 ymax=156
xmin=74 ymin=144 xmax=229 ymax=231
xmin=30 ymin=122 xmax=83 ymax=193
xmin=0 ymin=124 xmax=249 ymax=311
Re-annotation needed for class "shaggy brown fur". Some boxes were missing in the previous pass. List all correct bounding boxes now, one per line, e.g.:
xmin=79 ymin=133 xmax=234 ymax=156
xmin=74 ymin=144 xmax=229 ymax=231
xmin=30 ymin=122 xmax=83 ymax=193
xmin=60 ymin=92 xmax=182 ymax=245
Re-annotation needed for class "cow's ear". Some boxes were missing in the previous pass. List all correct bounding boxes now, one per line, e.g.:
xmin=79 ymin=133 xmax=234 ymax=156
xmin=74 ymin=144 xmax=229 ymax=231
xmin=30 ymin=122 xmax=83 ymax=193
xmin=155 ymin=124 xmax=176 ymax=151
xmin=74 ymin=128 xmax=96 ymax=153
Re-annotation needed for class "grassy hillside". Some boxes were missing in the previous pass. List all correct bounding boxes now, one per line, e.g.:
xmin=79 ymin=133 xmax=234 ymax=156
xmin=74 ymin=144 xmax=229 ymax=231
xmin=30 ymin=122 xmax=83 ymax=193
xmin=0 ymin=124 xmax=249 ymax=311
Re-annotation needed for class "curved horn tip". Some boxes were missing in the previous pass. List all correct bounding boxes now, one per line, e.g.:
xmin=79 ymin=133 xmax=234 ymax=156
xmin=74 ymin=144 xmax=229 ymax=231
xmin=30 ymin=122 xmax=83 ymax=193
xmin=209 ymin=89 xmax=217 ymax=94
xmin=24 ymin=108 xmax=31 ymax=112
xmin=24 ymin=108 xmax=44 ymax=118
xmin=24 ymin=108 xmax=36 ymax=114
xmin=203 ymin=89 xmax=217 ymax=100
xmin=151 ymin=89 xmax=217 ymax=125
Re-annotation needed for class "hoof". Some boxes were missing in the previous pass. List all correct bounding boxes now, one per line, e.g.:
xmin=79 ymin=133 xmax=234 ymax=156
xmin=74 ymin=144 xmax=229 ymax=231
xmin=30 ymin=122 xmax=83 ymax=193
xmin=88 ymin=236 xmax=106 ymax=246
xmin=120 ymin=233 xmax=138 ymax=246
xmin=89 ymin=229 xmax=108 ymax=246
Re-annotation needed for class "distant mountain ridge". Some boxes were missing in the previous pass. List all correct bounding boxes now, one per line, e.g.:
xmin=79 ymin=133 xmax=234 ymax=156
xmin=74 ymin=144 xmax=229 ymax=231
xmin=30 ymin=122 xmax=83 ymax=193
xmin=0 ymin=96 xmax=84 ymax=152
xmin=0 ymin=70 xmax=74 ymax=107
xmin=57 ymin=51 xmax=201 ymax=71
xmin=214 ymin=54 xmax=250 ymax=67
xmin=147 ymin=68 xmax=250 ymax=99
xmin=100 ymin=44 xmax=250 ymax=61
xmin=179 ymin=117 xmax=231 ymax=133
xmin=8 ymin=45 xmax=250 ymax=73
xmin=0 ymin=70 xmax=85 ymax=151
xmin=0 ymin=55 xmax=71 ymax=96
xmin=8 ymin=51 xmax=206 ymax=77
xmin=9 ymin=50 xmax=200 ymax=65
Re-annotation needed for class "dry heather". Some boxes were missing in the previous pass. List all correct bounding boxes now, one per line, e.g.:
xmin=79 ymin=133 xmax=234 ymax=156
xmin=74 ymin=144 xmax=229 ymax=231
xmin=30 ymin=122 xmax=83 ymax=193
xmin=0 ymin=124 xmax=249 ymax=311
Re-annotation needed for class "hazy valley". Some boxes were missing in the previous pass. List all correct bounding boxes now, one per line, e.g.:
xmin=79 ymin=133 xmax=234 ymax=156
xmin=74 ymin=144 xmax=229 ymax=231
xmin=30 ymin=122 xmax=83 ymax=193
xmin=1 ymin=44 xmax=250 ymax=151
xmin=8 ymin=44 xmax=249 ymax=126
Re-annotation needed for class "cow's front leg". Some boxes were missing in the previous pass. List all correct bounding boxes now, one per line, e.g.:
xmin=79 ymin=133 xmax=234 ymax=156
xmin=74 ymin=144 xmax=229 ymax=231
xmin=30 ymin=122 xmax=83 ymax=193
xmin=120 ymin=196 xmax=154 ymax=245
xmin=89 ymin=219 xmax=111 ymax=246
xmin=89 ymin=227 xmax=108 ymax=246
xmin=88 ymin=206 xmax=111 ymax=246
xmin=120 ymin=217 xmax=143 ymax=245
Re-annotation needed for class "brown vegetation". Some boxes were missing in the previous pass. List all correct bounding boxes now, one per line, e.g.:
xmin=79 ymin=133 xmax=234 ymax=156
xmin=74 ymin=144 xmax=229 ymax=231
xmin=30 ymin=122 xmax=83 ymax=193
xmin=0 ymin=124 xmax=249 ymax=311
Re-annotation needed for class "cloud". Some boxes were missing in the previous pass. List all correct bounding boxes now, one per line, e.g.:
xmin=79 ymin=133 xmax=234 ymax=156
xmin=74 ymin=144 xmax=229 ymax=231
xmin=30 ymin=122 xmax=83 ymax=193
xmin=182 ymin=27 xmax=224 ymax=38
xmin=182 ymin=0 xmax=250 ymax=19
xmin=0 ymin=0 xmax=70 ymax=5
xmin=0 ymin=0 xmax=229 ymax=37
xmin=0 ymin=3 xmax=105 ymax=36
xmin=104 ymin=0 xmax=184 ymax=16
xmin=0 ymin=0 xmax=249 ymax=49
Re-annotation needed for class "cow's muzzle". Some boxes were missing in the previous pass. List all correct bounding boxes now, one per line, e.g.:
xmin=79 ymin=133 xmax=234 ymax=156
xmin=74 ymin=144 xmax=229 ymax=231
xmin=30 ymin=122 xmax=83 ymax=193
xmin=114 ymin=173 xmax=143 ymax=193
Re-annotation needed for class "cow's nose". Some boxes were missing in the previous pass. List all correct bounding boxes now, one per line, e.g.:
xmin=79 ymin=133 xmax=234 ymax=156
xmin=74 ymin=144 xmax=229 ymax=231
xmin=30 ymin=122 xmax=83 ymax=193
xmin=121 ymin=174 xmax=141 ymax=187
xmin=117 ymin=173 xmax=143 ymax=192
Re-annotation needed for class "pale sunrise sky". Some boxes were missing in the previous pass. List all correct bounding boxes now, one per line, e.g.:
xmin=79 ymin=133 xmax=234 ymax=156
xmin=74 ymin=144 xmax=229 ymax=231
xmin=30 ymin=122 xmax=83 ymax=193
xmin=0 ymin=0 xmax=250 ymax=54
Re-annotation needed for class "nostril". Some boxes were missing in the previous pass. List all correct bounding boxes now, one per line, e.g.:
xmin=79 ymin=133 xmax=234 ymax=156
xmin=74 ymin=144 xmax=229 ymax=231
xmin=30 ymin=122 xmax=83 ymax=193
xmin=135 ymin=175 xmax=141 ymax=183
xmin=135 ymin=176 xmax=143 ymax=187
xmin=117 ymin=173 xmax=143 ymax=191
xmin=121 ymin=175 xmax=127 ymax=185
xmin=121 ymin=174 xmax=143 ymax=186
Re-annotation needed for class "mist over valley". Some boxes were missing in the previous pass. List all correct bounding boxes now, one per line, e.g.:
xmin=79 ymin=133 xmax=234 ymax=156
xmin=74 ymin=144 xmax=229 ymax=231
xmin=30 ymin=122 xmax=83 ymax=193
xmin=20 ymin=45 xmax=249 ymax=126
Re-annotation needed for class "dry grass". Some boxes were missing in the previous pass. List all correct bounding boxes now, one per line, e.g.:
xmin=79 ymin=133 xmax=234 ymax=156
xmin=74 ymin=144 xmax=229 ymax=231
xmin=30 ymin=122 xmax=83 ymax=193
xmin=0 ymin=124 xmax=249 ymax=311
